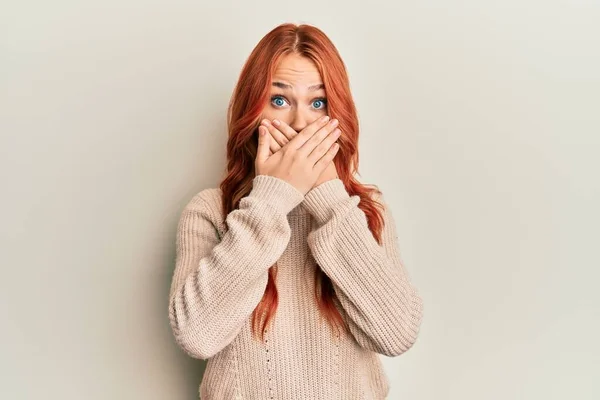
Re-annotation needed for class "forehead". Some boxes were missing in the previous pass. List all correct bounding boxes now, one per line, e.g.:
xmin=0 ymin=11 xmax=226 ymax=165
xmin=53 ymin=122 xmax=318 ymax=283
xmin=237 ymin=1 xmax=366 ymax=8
xmin=272 ymin=53 xmax=323 ymax=89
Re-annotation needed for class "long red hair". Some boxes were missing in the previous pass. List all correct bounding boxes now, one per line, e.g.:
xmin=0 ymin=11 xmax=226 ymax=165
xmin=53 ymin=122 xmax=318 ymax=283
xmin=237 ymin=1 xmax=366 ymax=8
xmin=219 ymin=23 xmax=385 ymax=342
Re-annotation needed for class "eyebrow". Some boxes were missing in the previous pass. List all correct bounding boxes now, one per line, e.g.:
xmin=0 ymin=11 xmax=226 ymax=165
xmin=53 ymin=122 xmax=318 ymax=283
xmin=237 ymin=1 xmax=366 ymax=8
xmin=272 ymin=81 xmax=325 ymax=91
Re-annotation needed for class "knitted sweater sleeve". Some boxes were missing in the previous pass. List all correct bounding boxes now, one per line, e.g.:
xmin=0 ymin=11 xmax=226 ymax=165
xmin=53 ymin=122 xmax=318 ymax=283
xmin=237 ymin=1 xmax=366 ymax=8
xmin=168 ymin=174 xmax=304 ymax=359
xmin=302 ymin=178 xmax=424 ymax=357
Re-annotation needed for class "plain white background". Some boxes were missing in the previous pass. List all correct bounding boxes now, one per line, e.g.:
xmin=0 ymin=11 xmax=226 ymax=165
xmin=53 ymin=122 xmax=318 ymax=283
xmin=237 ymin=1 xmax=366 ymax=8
xmin=1 ymin=1 xmax=598 ymax=399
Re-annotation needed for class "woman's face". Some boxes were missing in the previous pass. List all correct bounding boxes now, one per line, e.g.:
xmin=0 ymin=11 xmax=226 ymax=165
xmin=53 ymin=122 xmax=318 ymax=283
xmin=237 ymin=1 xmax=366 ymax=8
xmin=261 ymin=53 xmax=328 ymax=133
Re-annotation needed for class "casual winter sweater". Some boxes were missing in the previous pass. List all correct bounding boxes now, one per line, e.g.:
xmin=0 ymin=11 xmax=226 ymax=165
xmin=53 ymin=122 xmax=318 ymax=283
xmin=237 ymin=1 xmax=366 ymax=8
xmin=168 ymin=174 xmax=424 ymax=400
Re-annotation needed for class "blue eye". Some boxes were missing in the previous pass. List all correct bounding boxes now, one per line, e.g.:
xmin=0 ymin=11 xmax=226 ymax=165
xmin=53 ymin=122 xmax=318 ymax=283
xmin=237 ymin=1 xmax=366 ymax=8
xmin=270 ymin=95 xmax=327 ymax=110
xmin=312 ymin=98 xmax=327 ymax=110
xmin=271 ymin=96 xmax=287 ymax=108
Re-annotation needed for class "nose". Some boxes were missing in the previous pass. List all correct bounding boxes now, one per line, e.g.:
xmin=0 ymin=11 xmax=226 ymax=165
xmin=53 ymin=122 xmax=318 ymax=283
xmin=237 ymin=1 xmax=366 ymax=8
xmin=289 ymin=107 xmax=311 ymax=133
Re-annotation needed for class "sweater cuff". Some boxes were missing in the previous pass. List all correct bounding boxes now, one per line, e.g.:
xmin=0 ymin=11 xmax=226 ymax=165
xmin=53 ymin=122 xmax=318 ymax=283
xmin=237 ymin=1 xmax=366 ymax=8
xmin=248 ymin=175 xmax=305 ymax=215
xmin=302 ymin=178 xmax=350 ymax=224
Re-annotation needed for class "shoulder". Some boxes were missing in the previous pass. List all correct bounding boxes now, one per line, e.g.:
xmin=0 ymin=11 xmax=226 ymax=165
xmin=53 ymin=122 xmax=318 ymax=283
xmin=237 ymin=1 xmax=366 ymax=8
xmin=179 ymin=187 xmax=226 ymax=232
xmin=184 ymin=187 xmax=222 ymax=213
xmin=365 ymin=186 xmax=396 ymax=227
xmin=364 ymin=184 xmax=386 ymax=209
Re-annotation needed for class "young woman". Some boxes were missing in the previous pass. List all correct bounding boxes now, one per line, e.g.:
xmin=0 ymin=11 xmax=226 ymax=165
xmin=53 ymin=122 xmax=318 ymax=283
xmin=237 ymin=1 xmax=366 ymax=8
xmin=168 ymin=23 xmax=424 ymax=399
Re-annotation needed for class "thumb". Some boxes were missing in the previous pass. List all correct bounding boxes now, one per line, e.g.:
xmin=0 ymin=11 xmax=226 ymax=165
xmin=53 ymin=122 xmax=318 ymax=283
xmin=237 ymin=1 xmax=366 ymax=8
xmin=256 ymin=126 xmax=270 ymax=164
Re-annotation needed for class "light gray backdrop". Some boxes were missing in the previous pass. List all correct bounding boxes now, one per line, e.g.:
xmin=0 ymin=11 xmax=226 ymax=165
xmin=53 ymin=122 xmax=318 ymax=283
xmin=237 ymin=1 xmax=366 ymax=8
xmin=1 ymin=1 xmax=598 ymax=399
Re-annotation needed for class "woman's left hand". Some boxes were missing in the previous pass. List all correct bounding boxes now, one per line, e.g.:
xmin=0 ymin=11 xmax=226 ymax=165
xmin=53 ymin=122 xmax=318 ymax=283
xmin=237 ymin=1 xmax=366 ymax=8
xmin=260 ymin=118 xmax=339 ymax=190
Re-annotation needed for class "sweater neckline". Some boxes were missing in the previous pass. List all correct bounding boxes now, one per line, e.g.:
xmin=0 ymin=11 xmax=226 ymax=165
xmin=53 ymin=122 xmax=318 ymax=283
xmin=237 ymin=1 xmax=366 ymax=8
xmin=288 ymin=201 xmax=309 ymax=216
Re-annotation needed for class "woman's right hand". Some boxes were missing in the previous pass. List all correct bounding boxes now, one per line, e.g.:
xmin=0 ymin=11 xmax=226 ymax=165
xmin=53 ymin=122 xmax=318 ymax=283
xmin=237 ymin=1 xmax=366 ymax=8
xmin=255 ymin=115 xmax=341 ymax=195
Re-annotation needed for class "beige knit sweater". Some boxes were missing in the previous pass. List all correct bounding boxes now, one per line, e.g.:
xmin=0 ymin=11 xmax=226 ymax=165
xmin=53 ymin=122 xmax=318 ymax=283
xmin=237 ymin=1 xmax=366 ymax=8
xmin=168 ymin=174 xmax=424 ymax=399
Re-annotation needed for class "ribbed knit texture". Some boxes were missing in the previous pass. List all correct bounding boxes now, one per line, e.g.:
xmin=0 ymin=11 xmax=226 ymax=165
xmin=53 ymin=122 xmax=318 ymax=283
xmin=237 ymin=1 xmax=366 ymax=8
xmin=169 ymin=174 xmax=424 ymax=399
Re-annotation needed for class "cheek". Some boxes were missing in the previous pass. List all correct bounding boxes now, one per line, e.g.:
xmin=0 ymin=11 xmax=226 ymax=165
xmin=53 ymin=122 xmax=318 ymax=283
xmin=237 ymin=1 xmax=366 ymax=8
xmin=311 ymin=108 xmax=328 ymax=122
xmin=261 ymin=109 xmax=291 ymax=125
xmin=260 ymin=104 xmax=282 ymax=120
xmin=260 ymin=109 xmax=275 ymax=121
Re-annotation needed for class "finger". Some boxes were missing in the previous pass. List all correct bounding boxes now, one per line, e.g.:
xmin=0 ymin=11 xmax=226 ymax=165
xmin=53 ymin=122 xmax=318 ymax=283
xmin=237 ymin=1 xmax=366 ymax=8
xmin=299 ymin=118 xmax=339 ymax=156
xmin=272 ymin=119 xmax=297 ymax=141
xmin=314 ymin=143 xmax=340 ymax=172
xmin=269 ymin=134 xmax=281 ymax=154
xmin=287 ymin=115 xmax=331 ymax=149
xmin=261 ymin=119 xmax=287 ymax=148
xmin=256 ymin=126 xmax=270 ymax=164
xmin=308 ymin=128 xmax=341 ymax=163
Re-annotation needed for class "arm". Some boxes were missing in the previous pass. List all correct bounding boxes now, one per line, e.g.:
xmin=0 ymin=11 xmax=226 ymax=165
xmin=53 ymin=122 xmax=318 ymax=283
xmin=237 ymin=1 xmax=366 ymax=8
xmin=168 ymin=174 xmax=304 ymax=359
xmin=303 ymin=179 xmax=424 ymax=357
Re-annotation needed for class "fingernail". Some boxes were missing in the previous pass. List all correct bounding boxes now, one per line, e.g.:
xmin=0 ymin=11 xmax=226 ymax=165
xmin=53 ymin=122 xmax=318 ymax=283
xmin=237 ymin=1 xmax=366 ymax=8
xmin=272 ymin=119 xmax=280 ymax=126
xmin=321 ymin=115 xmax=330 ymax=123
xmin=330 ymin=119 xmax=339 ymax=127
xmin=261 ymin=119 xmax=270 ymax=126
